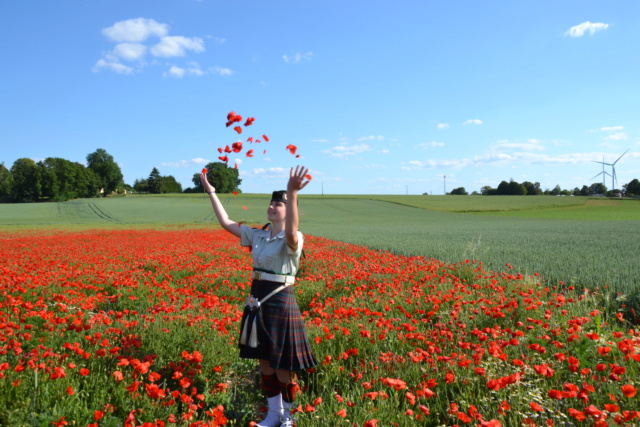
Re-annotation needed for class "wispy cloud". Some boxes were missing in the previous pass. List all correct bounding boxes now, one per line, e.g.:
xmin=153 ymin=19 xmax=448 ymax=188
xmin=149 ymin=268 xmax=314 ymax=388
xmin=162 ymin=158 xmax=209 ymax=168
xmin=416 ymin=141 xmax=445 ymax=149
xmin=493 ymin=139 xmax=545 ymax=152
xmin=565 ymin=21 xmax=609 ymax=37
xmin=605 ymin=132 xmax=628 ymax=141
xmin=463 ymin=119 xmax=483 ymax=126
xmin=322 ymin=143 xmax=370 ymax=158
xmin=282 ymin=52 xmax=313 ymax=64
xmin=94 ymin=17 xmax=223 ymax=76
xmin=601 ymin=126 xmax=624 ymax=132
xmin=437 ymin=123 xmax=450 ymax=129
xmin=357 ymin=135 xmax=384 ymax=142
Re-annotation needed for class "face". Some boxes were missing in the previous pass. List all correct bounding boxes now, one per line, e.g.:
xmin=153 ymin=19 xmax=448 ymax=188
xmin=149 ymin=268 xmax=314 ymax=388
xmin=267 ymin=200 xmax=286 ymax=222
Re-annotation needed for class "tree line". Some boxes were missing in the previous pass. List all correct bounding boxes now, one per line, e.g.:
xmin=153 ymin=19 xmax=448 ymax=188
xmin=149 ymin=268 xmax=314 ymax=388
xmin=0 ymin=150 xmax=242 ymax=203
xmin=448 ymin=178 xmax=640 ymax=196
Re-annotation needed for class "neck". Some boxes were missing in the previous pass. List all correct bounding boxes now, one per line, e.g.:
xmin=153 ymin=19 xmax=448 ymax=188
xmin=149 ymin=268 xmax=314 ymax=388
xmin=270 ymin=221 xmax=284 ymax=237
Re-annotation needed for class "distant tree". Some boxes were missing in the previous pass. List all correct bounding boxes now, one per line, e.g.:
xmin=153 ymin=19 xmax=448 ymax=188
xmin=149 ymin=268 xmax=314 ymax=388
xmin=507 ymin=180 xmax=527 ymax=195
xmin=471 ymin=190 xmax=480 ymax=195
xmin=497 ymin=181 xmax=510 ymax=195
xmin=10 ymin=158 xmax=40 ymax=202
xmin=87 ymin=148 xmax=123 ymax=195
xmin=549 ymin=185 xmax=562 ymax=196
xmin=449 ymin=187 xmax=468 ymax=195
xmin=580 ymin=185 xmax=590 ymax=196
xmin=589 ymin=182 xmax=607 ymax=195
xmin=0 ymin=162 xmax=14 ymax=198
xmin=191 ymin=162 xmax=241 ymax=193
xmin=522 ymin=181 xmax=542 ymax=195
xmin=480 ymin=185 xmax=497 ymax=195
xmin=161 ymin=175 xmax=182 ymax=193
xmin=147 ymin=167 xmax=164 ymax=194
xmin=37 ymin=157 xmax=98 ymax=201
xmin=624 ymin=178 xmax=640 ymax=196
xmin=133 ymin=178 xmax=149 ymax=193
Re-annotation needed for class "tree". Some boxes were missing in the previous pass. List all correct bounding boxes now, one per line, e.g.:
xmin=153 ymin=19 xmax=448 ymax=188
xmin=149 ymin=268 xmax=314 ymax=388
xmin=549 ymin=185 xmax=562 ymax=196
xmin=580 ymin=185 xmax=590 ymax=196
xmin=10 ymin=158 xmax=40 ymax=202
xmin=0 ymin=162 xmax=14 ymax=198
xmin=624 ymin=178 xmax=640 ymax=196
xmin=589 ymin=182 xmax=607 ymax=195
xmin=507 ymin=180 xmax=527 ymax=195
xmin=133 ymin=178 xmax=149 ymax=193
xmin=162 ymin=175 xmax=182 ymax=193
xmin=147 ymin=167 xmax=164 ymax=194
xmin=87 ymin=149 xmax=123 ymax=195
xmin=191 ymin=162 xmax=241 ymax=193
xmin=36 ymin=157 xmax=99 ymax=201
xmin=522 ymin=181 xmax=541 ymax=195
xmin=449 ymin=187 xmax=468 ymax=195
xmin=481 ymin=185 xmax=497 ymax=195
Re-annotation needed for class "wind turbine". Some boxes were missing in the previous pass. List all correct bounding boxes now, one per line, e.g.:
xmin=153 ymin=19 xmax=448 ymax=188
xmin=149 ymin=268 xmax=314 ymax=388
xmin=591 ymin=156 xmax=611 ymax=188
xmin=593 ymin=149 xmax=629 ymax=190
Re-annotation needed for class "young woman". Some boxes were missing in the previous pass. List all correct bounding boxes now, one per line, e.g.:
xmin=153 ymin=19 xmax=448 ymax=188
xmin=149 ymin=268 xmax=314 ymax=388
xmin=200 ymin=165 xmax=317 ymax=427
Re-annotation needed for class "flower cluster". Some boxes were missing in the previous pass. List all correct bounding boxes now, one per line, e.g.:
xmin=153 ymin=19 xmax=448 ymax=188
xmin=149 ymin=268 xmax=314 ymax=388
xmin=0 ymin=228 xmax=638 ymax=426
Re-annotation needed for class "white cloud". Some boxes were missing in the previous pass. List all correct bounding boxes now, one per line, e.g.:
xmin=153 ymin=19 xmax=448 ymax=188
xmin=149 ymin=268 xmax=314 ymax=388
xmin=437 ymin=123 xmax=450 ymax=129
xmin=322 ymin=143 xmax=371 ymax=158
xmin=565 ymin=21 xmax=609 ymax=38
xmin=112 ymin=43 xmax=147 ymax=61
xmin=380 ymin=149 xmax=390 ymax=154
xmin=313 ymin=139 xmax=330 ymax=143
xmin=151 ymin=36 xmax=205 ymax=57
xmin=96 ymin=18 xmax=215 ymax=75
xmin=493 ymin=139 xmax=545 ymax=152
xmin=282 ymin=52 xmax=313 ymax=64
xmin=161 ymin=158 xmax=209 ymax=168
xmin=357 ymin=135 xmax=384 ymax=142
xmin=102 ymin=18 xmax=168 ymax=43
xmin=210 ymin=66 xmax=233 ymax=76
xmin=417 ymin=141 xmax=445 ymax=149
xmin=601 ymin=126 xmax=624 ymax=132
xmin=605 ymin=132 xmax=628 ymax=141
xmin=463 ymin=119 xmax=483 ymax=125
xmin=92 ymin=58 xmax=133 ymax=74
xmin=167 ymin=65 xmax=186 ymax=78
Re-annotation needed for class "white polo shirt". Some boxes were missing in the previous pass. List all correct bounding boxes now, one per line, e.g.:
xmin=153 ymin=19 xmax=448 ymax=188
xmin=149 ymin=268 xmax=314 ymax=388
xmin=240 ymin=225 xmax=304 ymax=276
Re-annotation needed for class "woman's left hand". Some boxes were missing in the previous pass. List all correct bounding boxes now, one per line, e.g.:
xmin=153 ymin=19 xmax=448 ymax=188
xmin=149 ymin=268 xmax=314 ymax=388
xmin=287 ymin=165 xmax=310 ymax=193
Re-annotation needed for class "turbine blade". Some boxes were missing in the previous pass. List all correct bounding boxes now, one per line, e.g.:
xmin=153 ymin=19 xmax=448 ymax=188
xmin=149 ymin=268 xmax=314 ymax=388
xmin=613 ymin=148 xmax=630 ymax=165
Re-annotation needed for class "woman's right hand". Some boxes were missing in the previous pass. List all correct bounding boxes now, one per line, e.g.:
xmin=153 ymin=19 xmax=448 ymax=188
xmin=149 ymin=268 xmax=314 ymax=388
xmin=200 ymin=172 xmax=215 ymax=194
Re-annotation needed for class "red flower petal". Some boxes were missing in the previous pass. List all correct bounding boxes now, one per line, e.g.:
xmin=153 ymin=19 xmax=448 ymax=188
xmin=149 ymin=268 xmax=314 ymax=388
xmin=202 ymin=168 xmax=208 ymax=174
xmin=263 ymin=134 xmax=269 ymax=142
xmin=246 ymin=149 xmax=254 ymax=157
xmin=233 ymin=126 xmax=242 ymax=134
xmin=244 ymin=117 xmax=255 ymax=126
xmin=305 ymin=174 xmax=312 ymax=180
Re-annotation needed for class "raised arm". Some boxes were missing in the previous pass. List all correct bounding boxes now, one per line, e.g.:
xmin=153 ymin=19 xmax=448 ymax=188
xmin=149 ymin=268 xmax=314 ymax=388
xmin=285 ymin=165 xmax=310 ymax=252
xmin=201 ymin=172 xmax=242 ymax=238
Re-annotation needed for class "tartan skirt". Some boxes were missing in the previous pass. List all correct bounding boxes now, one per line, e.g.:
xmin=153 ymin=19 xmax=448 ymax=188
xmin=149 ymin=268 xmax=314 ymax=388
xmin=238 ymin=279 xmax=318 ymax=371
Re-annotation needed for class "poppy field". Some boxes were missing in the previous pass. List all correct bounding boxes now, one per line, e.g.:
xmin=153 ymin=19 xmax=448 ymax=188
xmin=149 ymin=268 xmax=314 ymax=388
xmin=1 ymin=227 xmax=639 ymax=426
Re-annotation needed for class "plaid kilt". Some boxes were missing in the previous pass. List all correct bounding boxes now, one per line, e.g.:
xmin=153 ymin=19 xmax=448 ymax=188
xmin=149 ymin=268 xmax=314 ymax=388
xmin=239 ymin=279 xmax=318 ymax=371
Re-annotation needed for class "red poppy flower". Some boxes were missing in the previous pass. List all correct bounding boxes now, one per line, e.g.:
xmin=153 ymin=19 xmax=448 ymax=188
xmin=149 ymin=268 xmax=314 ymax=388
xmin=286 ymin=144 xmax=297 ymax=155
xmin=234 ymin=126 xmax=242 ymax=134
xmin=242 ymin=206 xmax=247 ymax=210
xmin=622 ymin=384 xmax=637 ymax=398
xmin=79 ymin=368 xmax=90 ymax=376
xmin=246 ymin=149 xmax=254 ymax=157
xmin=66 ymin=386 xmax=74 ymax=395
xmin=529 ymin=402 xmax=543 ymax=412
xmin=232 ymin=142 xmax=243 ymax=152
xmin=232 ymin=191 xmax=238 ymax=196
xmin=202 ymin=168 xmax=208 ymax=174
xmin=336 ymin=409 xmax=347 ymax=418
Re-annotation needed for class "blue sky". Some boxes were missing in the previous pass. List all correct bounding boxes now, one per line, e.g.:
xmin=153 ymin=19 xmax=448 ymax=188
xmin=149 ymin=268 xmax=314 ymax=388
xmin=1 ymin=0 xmax=639 ymax=195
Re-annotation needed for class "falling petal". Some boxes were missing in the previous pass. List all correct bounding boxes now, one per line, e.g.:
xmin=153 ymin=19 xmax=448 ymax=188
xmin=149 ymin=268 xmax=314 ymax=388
xmin=286 ymin=144 xmax=297 ymax=155
xmin=263 ymin=134 xmax=270 ymax=142
xmin=246 ymin=149 xmax=254 ymax=157
xmin=305 ymin=174 xmax=312 ymax=180
xmin=218 ymin=156 xmax=229 ymax=163
xmin=244 ymin=117 xmax=255 ymax=126
xmin=217 ymin=148 xmax=223 ymax=153
xmin=232 ymin=142 xmax=243 ymax=153
xmin=224 ymin=145 xmax=232 ymax=153
xmin=263 ymin=150 xmax=267 ymax=154
xmin=247 ymin=137 xmax=254 ymax=142
xmin=234 ymin=126 xmax=242 ymax=134
xmin=202 ymin=168 xmax=208 ymax=174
